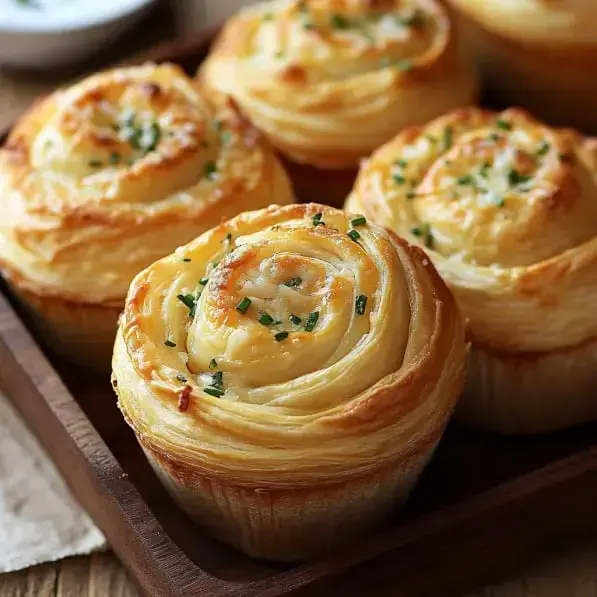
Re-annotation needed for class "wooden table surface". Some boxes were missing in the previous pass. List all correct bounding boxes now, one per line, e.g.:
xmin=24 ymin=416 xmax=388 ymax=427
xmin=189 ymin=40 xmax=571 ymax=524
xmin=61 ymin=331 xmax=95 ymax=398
xmin=2 ymin=2 xmax=597 ymax=595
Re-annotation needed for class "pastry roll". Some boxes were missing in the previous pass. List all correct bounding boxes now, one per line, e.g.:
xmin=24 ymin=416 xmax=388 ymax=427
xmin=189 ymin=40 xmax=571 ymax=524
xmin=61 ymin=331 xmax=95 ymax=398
xmin=0 ymin=63 xmax=294 ymax=369
xmin=199 ymin=0 xmax=478 ymax=206
xmin=446 ymin=0 xmax=597 ymax=134
xmin=346 ymin=107 xmax=597 ymax=433
xmin=113 ymin=203 xmax=466 ymax=560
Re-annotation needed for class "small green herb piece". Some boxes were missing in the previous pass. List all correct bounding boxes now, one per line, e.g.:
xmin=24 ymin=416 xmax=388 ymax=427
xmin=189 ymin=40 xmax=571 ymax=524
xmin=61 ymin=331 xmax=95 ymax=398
xmin=109 ymin=152 xmax=121 ymax=165
xmin=209 ymin=358 xmax=218 ymax=370
xmin=496 ymin=119 xmax=512 ymax=131
xmin=176 ymin=374 xmax=188 ymax=383
xmin=274 ymin=331 xmax=290 ymax=342
xmin=177 ymin=294 xmax=197 ymax=315
xmin=508 ymin=169 xmax=531 ymax=186
xmin=199 ymin=277 xmax=209 ymax=285
xmin=393 ymin=174 xmax=406 ymax=185
xmin=489 ymin=133 xmax=501 ymax=142
xmin=183 ymin=258 xmax=192 ymax=262
xmin=284 ymin=277 xmax=302 ymax=287
xmin=204 ymin=161 xmax=217 ymax=180
xmin=236 ymin=297 xmax=252 ymax=314
xmin=330 ymin=13 xmax=351 ymax=29
xmin=426 ymin=135 xmax=437 ymax=144
xmin=290 ymin=314 xmax=302 ymax=325
xmin=312 ymin=212 xmax=325 ymax=226
xmin=406 ymin=191 xmax=416 ymax=199
xmin=88 ymin=159 xmax=103 ymax=168
xmin=396 ymin=60 xmax=414 ymax=73
xmin=536 ymin=141 xmax=550 ymax=157
xmin=396 ymin=159 xmax=408 ymax=168
xmin=351 ymin=216 xmax=367 ymax=227
xmin=480 ymin=162 xmax=491 ymax=178
xmin=495 ymin=197 xmax=506 ymax=208
xmin=211 ymin=371 xmax=224 ymax=390
xmin=220 ymin=130 xmax=232 ymax=146
xmin=443 ymin=127 xmax=453 ymax=150
xmin=259 ymin=312 xmax=275 ymax=326
xmin=411 ymin=223 xmax=433 ymax=248
xmin=355 ymin=294 xmax=368 ymax=315
xmin=302 ymin=21 xmax=316 ymax=30
xmin=164 ymin=340 xmax=177 ymax=347
xmin=204 ymin=387 xmax=224 ymax=398
xmin=456 ymin=174 xmax=473 ymax=185
xmin=304 ymin=311 xmax=319 ymax=332
xmin=141 ymin=122 xmax=161 ymax=153
xmin=348 ymin=229 xmax=361 ymax=242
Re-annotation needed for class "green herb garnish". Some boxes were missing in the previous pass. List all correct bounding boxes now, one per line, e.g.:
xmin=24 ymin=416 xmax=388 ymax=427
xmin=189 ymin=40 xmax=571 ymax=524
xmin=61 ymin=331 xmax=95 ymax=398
xmin=209 ymin=358 xmax=218 ymax=370
xmin=164 ymin=340 xmax=177 ymax=347
xmin=176 ymin=374 xmax=188 ymax=383
xmin=355 ymin=294 xmax=368 ymax=315
xmin=290 ymin=314 xmax=302 ymax=325
xmin=348 ymin=229 xmax=361 ymax=242
xmin=259 ymin=312 xmax=276 ymax=326
xmin=304 ymin=311 xmax=319 ymax=332
xmin=330 ymin=14 xmax=352 ymax=29
xmin=204 ymin=161 xmax=217 ymax=180
xmin=204 ymin=387 xmax=224 ymax=398
xmin=236 ymin=297 xmax=252 ymax=314
xmin=443 ymin=127 xmax=453 ymax=150
xmin=496 ymin=119 xmax=512 ymax=131
xmin=312 ymin=212 xmax=324 ymax=226
xmin=508 ymin=169 xmax=531 ymax=186
xmin=177 ymin=294 xmax=197 ymax=315
xmin=284 ymin=277 xmax=302 ymax=287
xmin=274 ymin=331 xmax=290 ymax=342
xmin=88 ymin=159 xmax=103 ymax=168
xmin=456 ymin=174 xmax=473 ymax=185
xmin=536 ymin=141 xmax=550 ymax=157
xmin=393 ymin=174 xmax=406 ymax=185
xmin=350 ymin=216 xmax=367 ymax=227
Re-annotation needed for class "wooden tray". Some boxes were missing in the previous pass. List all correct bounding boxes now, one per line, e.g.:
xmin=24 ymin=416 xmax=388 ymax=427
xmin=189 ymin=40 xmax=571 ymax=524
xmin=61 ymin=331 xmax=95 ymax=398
xmin=2 ymin=32 xmax=597 ymax=597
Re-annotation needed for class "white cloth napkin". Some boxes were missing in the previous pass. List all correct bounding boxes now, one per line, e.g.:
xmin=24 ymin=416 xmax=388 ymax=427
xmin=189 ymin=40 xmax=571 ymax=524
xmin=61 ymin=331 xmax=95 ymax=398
xmin=0 ymin=388 xmax=106 ymax=573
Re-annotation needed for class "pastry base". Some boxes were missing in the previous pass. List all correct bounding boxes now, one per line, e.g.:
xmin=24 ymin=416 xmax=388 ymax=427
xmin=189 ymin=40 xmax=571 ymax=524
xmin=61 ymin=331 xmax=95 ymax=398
xmin=139 ymin=438 xmax=439 ymax=562
xmin=458 ymin=336 xmax=597 ymax=434
xmin=6 ymin=281 xmax=121 ymax=372
xmin=456 ymin=12 xmax=597 ymax=134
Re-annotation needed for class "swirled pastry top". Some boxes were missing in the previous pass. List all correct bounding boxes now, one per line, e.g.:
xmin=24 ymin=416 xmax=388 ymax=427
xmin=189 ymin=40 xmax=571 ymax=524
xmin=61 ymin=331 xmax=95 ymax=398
xmin=346 ymin=107 xmax=597 ymax=352
xmin=0 ymin=63 xmax=294 ymax=305
xmin=114 ymin=203 xmax=465 ymax=486
xmin=199 ymin=0 xmax=478 ymax=167
xmin=448 ymin=0 xmax=597 ymax=47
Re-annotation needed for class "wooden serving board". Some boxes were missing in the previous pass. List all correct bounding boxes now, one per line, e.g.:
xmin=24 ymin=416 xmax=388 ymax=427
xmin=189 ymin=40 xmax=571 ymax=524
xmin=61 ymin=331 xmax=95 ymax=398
xmin=1 ymin=31 xmax=597 ymax=597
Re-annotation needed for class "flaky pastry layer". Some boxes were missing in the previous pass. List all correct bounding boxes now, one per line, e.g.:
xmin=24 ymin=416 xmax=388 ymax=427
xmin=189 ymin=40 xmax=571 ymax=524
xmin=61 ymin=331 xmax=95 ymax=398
xmin=347 ymin=107 xmax=597 ymax=354
xmin=114 ymin=203 xmax=466 ymax=488
xmin=199 ymin=0 xmax=477 ymax=167
xmin=0 ymin=63 xmax=294 ymax=307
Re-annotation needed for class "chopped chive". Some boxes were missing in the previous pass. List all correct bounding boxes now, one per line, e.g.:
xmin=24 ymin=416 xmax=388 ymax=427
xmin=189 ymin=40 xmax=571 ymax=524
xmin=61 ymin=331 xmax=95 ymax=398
xmin=176 ymin=374 xmax=188 ymax=383
xmin=220 ymin=130 xmax=232 ymax=146
xmin=211 ymin=371 xmax=224 ymax=389
xmin=456 ymin=174 xmax=473 ymax=185
xmin=536 ymin=141 xmax=550 ymax=157
xmin=489 ymin=133 xmax=500 ymax=142
xmin=204 ymin=387 xmax=224 ymax=398
xmin=164 ymin=340 xmax=177 ymax=347
xmin=199 ymin=277 xmax=209 ymax=285
xmin=177 ymin=294 xmax=197 ymax=314
xmin=284 ymin=277 xmax=302 ymax=287
xmin=508 ymin=169 xmax=531 ymax=186
xmin=290 ymin=314 xmax=302 ymax=325
xmin=304 ymin=311 xmax=319 ymax=332
xmin=411 ymin=223 xmax=433 ymax=248
xmin=312 ymin=212 xmax=324 ymax=226
xmin=443 ymin=127 xmax=453 ymax=150
xmin=204 ymin=161 xmax=217 ymax=180
xmin=480 ymin=162 xmax=491 ymax=178
xmin=495 ymin=197 xmax=506 ymax=207
xmin=236 ymin=297 xmax=252 ymax=314
xmin=406 ymin=191 xmax=416 ymax=199
xmin=209 ymin=358 xmax=218 ymax=370
xmin=355 ymin=294 xmax=368 ymax=315
xmin=396 ymin=159 xmax=408 ymax=168
xmin=183 ymin=258 xmax=192 ymax=262
xmin=496 ymin=119 xmax=512 ymax=131
xmin=259 ymin=312 xmax=275 ymax=326
xmin=330 ymin=13 xmax=351 ymax=29
xmin=351 ymin=216 xmax=367 ymax=227
xmin=393 ymin=174 xmax=406 ymax=185
xmin=274 ymin=331 xmax=289 ymax=342
xmin=142 ymin=122 xmax=161 ymax=153
xmin=348 ymin=229 xmax=361 ymax=242
xmin=109 ymin=152 xmax=121 ymax=165
xmin=88 ymin=159 xmax=103 ymax=168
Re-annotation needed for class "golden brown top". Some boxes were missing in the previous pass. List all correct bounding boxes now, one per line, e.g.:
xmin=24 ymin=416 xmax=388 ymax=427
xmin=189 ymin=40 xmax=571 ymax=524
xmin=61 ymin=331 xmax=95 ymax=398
xmin=347 ymin=107 xmax=597 ymax=351
xmin=200 ymin=0 xmax=477 ymax=167
xmin=0 ymin=63 xmax=293 ymax=305
xmin=113 ymin=203 xmax=465 ymax=486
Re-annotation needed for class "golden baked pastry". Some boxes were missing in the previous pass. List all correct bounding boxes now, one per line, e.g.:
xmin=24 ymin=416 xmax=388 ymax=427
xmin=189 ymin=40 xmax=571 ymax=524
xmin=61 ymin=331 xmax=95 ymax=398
xmin=0 ymin=62 xmax=294 ymax=368
xmin=447 ymin=0 xmax=597 ymax=133
xmin=199 ymin=0 xmax=478 ymax=205
xmin=346 ymin=107 xmax=597 ymax=434
xmin=113 ymin=203 xmax=466 ymax=560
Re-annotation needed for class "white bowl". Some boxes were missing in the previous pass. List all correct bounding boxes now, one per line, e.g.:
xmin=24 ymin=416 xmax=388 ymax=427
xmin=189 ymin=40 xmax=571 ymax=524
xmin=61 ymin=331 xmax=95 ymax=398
xmin=0 ymin=0 xmax=156 ymax=69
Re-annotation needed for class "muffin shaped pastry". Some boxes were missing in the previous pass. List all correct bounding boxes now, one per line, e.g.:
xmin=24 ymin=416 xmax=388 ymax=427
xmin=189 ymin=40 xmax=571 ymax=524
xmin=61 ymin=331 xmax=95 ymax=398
xmin=447 ymin=0 xmax=597 ymax=134
xmin=346 ymin=107 xmax=597 ymax=434
xmin=199 ymin=0 xmax=478 ymax=206
xmin=0 ymin=62 xmax=294 ymax=369
xmin=113 ymin=203 xmax=466 ymax=561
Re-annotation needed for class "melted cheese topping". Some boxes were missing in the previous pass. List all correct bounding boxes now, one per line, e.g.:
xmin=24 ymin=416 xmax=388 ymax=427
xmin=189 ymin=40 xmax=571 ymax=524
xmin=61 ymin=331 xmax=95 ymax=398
xmin=448 ymin=0 xmax=597 ymax=46
xmin=200 ymin=0 xmax=477 ymax=167
xmin=0 ymin=63 xmax=294 ymax=305
xmin=347 ymin=107 xmax=597 ymax=351
xmin=114 ymin=203 xmax=465 ymax=484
